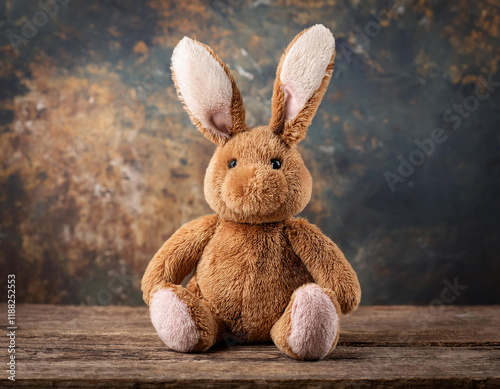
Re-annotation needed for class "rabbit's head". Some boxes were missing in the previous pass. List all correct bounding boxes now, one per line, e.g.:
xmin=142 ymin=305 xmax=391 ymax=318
xmin=171 ymin=25 xmax=335 ymax=224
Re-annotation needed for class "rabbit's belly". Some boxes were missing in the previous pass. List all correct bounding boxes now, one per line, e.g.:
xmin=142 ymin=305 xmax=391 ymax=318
xmin=195 ymin=223 xmax=314 ymax=342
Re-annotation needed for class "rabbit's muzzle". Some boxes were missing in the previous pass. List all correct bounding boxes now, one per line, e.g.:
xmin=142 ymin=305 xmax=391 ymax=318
xmin=221 ymin=165 xmax=288 ymax=217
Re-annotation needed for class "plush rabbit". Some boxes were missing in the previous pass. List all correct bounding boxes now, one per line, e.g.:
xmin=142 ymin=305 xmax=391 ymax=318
xmin=141 ymin=24 xmax=361 ymax=360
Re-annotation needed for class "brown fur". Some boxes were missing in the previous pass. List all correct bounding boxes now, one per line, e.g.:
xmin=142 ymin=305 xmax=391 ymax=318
xmin=193 ymin=219 xmax=314 ymax=342
xmin=141 ymin=25 xmax=361 ymax=360
xmin=142 ymin=214 xmax=219 ymax=306
xmin=285 ymin=219 xmax=362 ymax=314
xmin=204 ymin=126 xmax=312 ymax=224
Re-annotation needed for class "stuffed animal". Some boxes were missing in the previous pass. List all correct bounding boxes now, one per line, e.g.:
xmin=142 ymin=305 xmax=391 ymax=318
xmin=141 ymin=24 xmax=361 ymax=360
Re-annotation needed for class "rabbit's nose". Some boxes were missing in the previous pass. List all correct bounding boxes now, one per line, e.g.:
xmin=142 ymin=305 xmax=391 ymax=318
xmin=221 ymin=165 xmax=288 ymax=217
xmin=237 ymin=166 xmax=259 ymax=195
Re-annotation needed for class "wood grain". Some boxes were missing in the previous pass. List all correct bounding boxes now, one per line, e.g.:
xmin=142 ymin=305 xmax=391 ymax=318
xmin=1 ymin=304 xmax=499 ymax=388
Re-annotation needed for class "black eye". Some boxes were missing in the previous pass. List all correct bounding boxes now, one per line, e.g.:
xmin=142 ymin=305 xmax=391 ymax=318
xmin=271 ymin=159 xmax=281 ymax=169
xmin=228 ymin=159 xmax=237 ymax=169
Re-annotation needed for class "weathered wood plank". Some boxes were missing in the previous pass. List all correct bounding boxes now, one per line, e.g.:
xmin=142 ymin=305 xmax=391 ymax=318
xmin=7 ymin=347 xmax=500 ymax=388
xmin=1 ymin=304 xmax=499 ymax=388
xmin=7 ymin=304 xmax=500 ymax=345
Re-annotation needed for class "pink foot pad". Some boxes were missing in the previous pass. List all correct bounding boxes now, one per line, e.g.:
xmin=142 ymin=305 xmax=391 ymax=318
xmin=150 ymin=288 xmax=200 ymax=352
xmin=288 ymin=284 xmax=339 ymax=360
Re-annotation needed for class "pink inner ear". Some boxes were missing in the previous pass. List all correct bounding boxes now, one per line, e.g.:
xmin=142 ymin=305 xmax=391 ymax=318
xmin=284 ymin=85 xmax=302 ymax=121
xmin=208 ymin=109 xmax=232 ymax=138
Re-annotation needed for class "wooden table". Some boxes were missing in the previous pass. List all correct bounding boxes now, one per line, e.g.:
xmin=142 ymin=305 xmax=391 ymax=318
xmin=2 ymin=304 xmax=499 ymax=388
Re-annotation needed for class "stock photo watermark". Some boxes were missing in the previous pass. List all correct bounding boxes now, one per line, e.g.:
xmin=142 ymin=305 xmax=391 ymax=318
xmin=6 ymin=0 xmax=70 ymax=51
xmin=211 ymin=0 xmax=244 ymax=18
xmin=339 ymin=0 xmax=403 ymax=63
xmin=406 ymin=277 xmax=468 ymax=331
xmin=222 ymin=332 xmax=244 ymax=349
xmin=357 ymin=276 xmax=469 ymax=372
xmin=113 ymin=64 xmax=169 ymax=119
xmin=6 ymin=274 xmax=16 ymax=382
xmin=87 ymin=267 xmax=138 ymax=306
xmin=356 ymin=276 xmax=469 ymax=373
xmin=384 ymin=74 xmax=500 ymax=192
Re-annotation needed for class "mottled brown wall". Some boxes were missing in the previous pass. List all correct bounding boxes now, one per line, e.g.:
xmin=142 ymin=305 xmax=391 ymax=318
xmin=1 ymin=0 xmax=499 ymax=305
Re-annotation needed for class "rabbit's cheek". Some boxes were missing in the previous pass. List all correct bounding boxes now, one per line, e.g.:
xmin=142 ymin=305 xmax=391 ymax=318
xmin=221 ymin=168 xmax=288 ymax=217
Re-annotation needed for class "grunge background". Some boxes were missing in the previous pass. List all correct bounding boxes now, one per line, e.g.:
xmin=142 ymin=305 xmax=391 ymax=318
xmin=1 ymin=0 xmax=499 ymax=305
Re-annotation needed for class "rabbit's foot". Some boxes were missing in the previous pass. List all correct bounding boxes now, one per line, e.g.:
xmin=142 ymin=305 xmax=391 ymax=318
xmin=271 ymin=283 xmax=340 ymax=360
xmin=150 ymin=284 xmax=223 ymax=352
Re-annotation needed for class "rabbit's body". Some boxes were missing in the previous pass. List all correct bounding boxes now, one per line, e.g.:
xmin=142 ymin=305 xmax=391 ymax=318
xmin=141 ymin=25 xmax=361 ymax=360
xmin=188 ymin=218 xmax=313 ymax=342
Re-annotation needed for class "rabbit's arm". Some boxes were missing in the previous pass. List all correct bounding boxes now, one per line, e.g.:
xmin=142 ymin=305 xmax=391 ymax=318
xmin=285 ymin=218 xmax=361 ymax=314
xmin=141 ymin=214 xmax=219 ymax=306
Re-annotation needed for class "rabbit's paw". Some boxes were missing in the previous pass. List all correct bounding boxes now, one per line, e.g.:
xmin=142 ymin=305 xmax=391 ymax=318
xmin=288 ymin=284 xmax=339 ymax=359
xmin=150 ymin=288 xmax=200 ymax=352
xmin=271 ymin=284 xmax=341 ymax=360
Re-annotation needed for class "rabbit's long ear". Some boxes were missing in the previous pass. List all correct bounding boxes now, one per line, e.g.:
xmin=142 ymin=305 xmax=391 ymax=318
xmin=270 ymin=25 xmax=335 ymax=146
xmin=171 ymin=37 xmax=246 ymax=144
